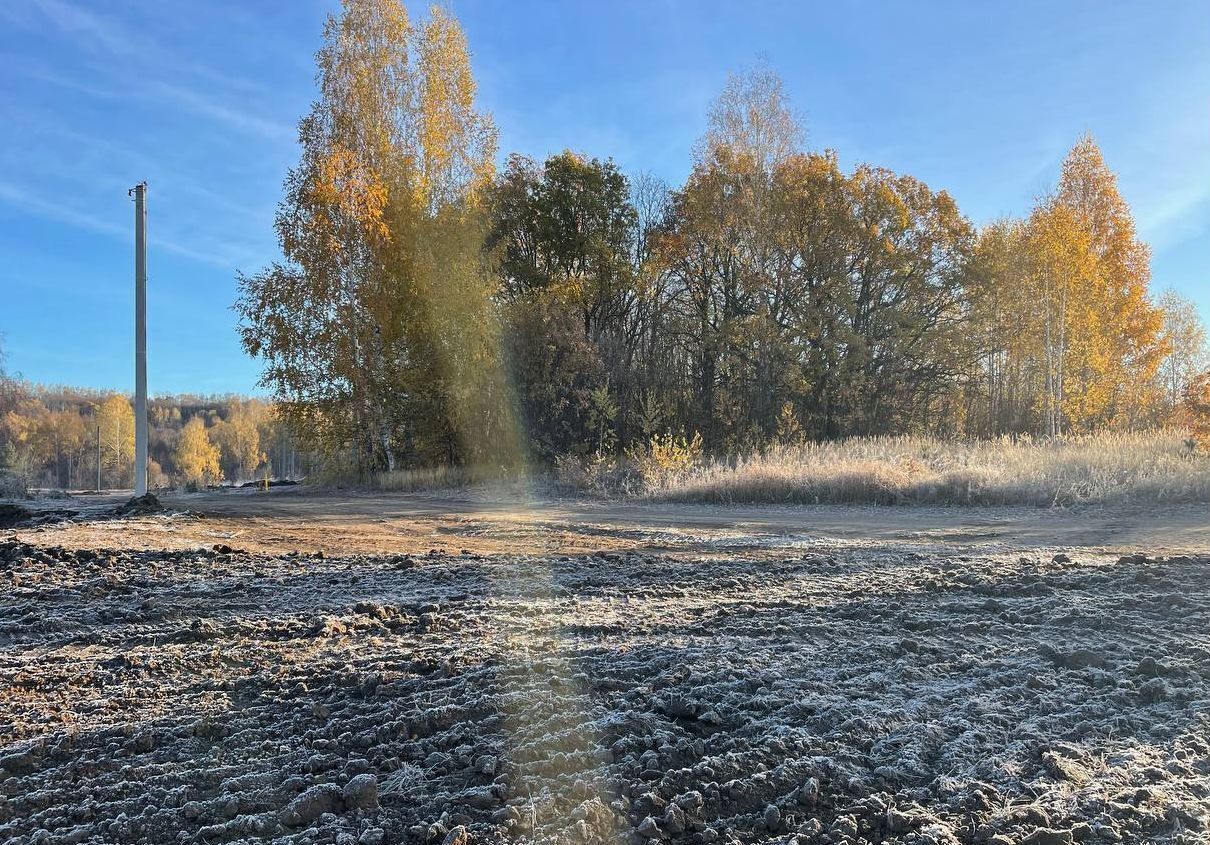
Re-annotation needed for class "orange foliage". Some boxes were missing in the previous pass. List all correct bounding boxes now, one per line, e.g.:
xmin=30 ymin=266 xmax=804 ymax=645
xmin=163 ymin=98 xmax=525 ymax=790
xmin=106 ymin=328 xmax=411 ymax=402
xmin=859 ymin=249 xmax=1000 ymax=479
xmin=1186 ymin=371 xmax=1210 ymax=451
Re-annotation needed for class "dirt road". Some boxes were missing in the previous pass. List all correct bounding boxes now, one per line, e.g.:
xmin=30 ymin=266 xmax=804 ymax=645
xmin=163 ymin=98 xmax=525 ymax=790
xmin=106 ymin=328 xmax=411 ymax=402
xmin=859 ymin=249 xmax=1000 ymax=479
xmin=12 ymin=486 xmax=1210 ymax=557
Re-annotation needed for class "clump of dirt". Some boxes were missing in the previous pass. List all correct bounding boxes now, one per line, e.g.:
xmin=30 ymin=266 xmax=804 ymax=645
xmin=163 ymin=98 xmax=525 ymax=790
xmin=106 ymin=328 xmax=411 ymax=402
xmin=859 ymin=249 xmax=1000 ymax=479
xmin=0 ymin=539 xmax=1206 ymax=845
xmin=114 ymin=492 xmax=165 ymax=516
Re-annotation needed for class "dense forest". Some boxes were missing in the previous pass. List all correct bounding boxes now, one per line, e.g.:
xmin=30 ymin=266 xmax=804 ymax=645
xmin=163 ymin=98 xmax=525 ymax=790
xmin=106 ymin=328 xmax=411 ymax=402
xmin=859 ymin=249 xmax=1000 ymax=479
xmin=233 ymin=0 xmax=1207 ymax=474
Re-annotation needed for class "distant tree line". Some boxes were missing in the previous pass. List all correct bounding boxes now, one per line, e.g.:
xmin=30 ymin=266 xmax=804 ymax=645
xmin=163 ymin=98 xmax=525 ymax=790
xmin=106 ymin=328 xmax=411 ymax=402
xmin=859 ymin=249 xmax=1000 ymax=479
xmin=224 ymin=0 xmax=1204 ymax=472
xmin=0 ymin=360 xmax=306 ymax=490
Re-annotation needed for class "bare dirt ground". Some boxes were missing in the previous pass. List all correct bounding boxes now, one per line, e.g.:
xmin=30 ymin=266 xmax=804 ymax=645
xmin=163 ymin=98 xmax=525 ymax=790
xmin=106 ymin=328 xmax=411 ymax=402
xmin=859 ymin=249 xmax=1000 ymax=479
xmin=1 ymin=489 xmax=1208 ymax=845
xmin=11 ymin=486 xmax=1210 ymax=558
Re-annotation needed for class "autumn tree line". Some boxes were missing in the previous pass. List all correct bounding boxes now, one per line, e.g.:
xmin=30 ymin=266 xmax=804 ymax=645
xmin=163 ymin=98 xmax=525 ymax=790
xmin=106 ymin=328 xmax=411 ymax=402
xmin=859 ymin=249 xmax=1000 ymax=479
xmin=230 ymin=0 xmax=1210 ymax=476
xmin=0 ymin=360 xmax=307 ymax=490
xmin=6 ymin=0 xmax=1206 ymax=491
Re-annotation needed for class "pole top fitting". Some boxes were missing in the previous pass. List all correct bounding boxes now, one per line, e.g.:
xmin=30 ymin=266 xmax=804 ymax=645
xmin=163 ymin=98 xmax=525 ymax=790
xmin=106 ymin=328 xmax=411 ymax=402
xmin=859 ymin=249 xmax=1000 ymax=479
xmin=128 ymin=181 xmax=147 ymax=198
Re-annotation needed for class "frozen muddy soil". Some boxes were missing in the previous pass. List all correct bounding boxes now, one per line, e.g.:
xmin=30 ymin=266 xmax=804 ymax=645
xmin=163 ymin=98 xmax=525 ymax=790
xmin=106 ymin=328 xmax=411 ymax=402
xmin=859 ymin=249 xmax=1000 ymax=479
xmin=0 ymin=538 xmax=1207 ymax=845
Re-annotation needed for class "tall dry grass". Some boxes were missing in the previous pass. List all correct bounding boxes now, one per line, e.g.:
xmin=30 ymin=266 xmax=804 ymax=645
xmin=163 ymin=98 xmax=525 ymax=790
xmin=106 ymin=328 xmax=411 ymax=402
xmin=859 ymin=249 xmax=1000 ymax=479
xmin=337 ymin=430 xmax=1209 ymax=507
xmin=324 ymin=463 xmax=539 ymax=499
xmin=644 ymin=431 xmax=1210 ymax=506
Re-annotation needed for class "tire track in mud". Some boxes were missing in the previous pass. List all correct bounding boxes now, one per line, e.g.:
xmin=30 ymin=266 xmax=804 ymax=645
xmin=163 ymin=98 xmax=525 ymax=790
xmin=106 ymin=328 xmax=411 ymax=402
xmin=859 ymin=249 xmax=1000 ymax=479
xmin=0 ymin=539 xmax=1207 ymax=845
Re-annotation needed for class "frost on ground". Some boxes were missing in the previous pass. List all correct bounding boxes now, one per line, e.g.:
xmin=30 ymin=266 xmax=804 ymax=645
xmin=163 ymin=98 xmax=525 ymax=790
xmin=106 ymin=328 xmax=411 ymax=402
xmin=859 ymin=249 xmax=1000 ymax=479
xmin=0 ymin=536 xmax=1207 ymax=845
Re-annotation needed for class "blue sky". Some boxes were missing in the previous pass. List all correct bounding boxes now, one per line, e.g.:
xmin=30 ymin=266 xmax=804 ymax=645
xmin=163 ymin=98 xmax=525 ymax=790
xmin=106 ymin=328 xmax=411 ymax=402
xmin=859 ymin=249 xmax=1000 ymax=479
xmin=1 ymin=0 xmax=1207 ymax=395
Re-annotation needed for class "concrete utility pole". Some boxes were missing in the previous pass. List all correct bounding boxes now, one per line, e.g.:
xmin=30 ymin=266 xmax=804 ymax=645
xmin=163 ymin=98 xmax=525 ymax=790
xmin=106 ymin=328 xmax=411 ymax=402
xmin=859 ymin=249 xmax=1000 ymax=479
xmin=131 ymin=182 xmax=148 ymax=497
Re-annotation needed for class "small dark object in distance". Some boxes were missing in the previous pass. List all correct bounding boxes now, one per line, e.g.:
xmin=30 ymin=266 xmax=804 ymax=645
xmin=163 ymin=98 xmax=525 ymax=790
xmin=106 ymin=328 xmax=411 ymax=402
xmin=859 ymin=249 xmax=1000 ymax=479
xmin=115 ymin=493 xmax=164 ymax=517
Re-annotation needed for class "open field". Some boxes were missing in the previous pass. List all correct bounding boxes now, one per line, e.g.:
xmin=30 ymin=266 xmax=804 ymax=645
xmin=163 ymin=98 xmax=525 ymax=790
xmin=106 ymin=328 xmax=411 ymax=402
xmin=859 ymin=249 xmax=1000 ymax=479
xmin=1 ymin=489 xmax=1208 ymax=845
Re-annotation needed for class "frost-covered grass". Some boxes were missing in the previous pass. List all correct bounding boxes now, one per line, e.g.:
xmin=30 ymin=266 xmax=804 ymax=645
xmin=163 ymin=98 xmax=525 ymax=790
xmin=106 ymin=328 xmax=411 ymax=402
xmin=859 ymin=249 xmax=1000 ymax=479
xmin=325 ymin=463 xmax=554 ymax=505
xmin=341 ymin=430 xmax=1209 ymax=507
xmin=0 ymin=470 xmax=28 ymax=500
xmin=646 ymin=430 xmax=1210 ymax=506
xmin=359 ymin=464 xmax=484 ymax=492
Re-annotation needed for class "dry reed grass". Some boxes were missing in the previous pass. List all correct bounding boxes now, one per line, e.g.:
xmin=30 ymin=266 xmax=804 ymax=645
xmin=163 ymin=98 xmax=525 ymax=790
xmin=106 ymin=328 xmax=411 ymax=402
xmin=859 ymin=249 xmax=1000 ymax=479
xmin=349 ymin=430 xmax=1210 ymax=507
xmin=646 ymin=431 xmax=1209 ymax=506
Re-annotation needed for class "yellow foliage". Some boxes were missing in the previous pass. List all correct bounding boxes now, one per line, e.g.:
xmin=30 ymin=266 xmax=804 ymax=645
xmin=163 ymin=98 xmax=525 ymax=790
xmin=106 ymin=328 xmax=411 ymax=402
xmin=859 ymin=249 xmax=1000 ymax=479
xmin=973 ymin=134 xmax=1168 ymax=436
xmin=312 ymin=144 xmax=391 ymax=243
xmin=175 ymin=417 xmax=222 ymax=486
xmin=97 ymin=395 xmax=135 ymax=481
xmin=240 ymin=0 xmax=509 ymax=473
xmin=775 ymin=402 xmax=801 ymax=444
xmin=2 ymin=401 xmax=45 ymax=446
xmin=1186 ymin=371 xmax=1210 ymax=451
xmin=628 ymin=431 xmax=704 ymax=488
xmin=212 ymin=404 xmax=267 ymax=482
xmin=415 ymin=6 xmax=497 ymax=208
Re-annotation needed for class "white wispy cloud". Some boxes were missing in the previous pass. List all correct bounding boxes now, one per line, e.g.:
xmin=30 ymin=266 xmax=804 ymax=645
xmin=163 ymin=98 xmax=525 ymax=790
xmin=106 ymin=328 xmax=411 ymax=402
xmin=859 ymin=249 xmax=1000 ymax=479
xmin=151 ymin=80 xmax=294 ymax=142
xmin=20 ymin=65 xmax=293 ymax=142
xmin=21 ymin=0 xmax=295 ymax=142
xmin=0 ymin=180 xmax=126 ymax=239
xmin=1130 ymin=107 xmax=1210 ymax=253
xmin=2 ymin=0 xmax=295 ymax=273
xmin=30 ymin=0 xmax=138 ymax=59
xmin=0 ymin=180 xmax=244 ymax=268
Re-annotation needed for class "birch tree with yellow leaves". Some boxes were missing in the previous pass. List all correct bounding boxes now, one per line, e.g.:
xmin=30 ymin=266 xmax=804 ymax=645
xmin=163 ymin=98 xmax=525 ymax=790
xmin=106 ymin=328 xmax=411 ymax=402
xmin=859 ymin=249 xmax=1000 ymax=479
xmin=96 ymin=395 xmax=136 ymax=486
xmin=1052 ymin=134 xmax=1166 ymax=429
xmin=236 ymin=0 xmax=509 ymax=472
xmin=174 ymin=417 xmax=222 ymax=488
xmin=970 ymin=134 xmax=1167 ymax=435
xmin=1158 ymin=289 xmax=1209 ymax=414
